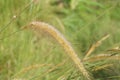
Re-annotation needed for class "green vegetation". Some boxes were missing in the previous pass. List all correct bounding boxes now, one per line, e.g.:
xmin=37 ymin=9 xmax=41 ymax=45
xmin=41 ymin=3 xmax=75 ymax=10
xmin=0 ymin=0 xmax=120 ymax=80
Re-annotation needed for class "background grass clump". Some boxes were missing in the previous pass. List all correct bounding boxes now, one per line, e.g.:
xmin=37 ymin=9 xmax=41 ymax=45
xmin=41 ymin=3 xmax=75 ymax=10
xmin=0 ymin=0 xmax=120 ymax=80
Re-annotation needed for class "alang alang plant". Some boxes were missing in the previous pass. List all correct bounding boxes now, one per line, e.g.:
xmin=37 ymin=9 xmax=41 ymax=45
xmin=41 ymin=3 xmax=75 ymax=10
xmin=24 ymin=21 xmax=93 ymax=80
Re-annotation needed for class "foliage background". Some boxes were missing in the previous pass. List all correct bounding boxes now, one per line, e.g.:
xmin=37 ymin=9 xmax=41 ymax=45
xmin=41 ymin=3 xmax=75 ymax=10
xmin=0 ymin=0 xmax=120 ymax=80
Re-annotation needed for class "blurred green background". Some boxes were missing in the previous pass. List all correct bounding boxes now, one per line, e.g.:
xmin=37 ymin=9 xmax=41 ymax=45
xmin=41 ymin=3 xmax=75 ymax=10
xmin=0 ymin=0 xmax=120 ymax=80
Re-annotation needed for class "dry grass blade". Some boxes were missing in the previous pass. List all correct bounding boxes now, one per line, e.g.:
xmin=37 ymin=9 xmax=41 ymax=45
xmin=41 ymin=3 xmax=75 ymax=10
xmin=25 ymin=21 xmax=93 ymax=80
xmin=13 ymin=78 xmax=26 ymax=80
xmin=84 ymin=54 xmax=120 ymax=62
xmin=92 ymin=64 xmax=113 ymax=71
xmin=29 ymin=60 xmax=66 ymax=79
xmin=108 ymin=49 xmax=120 ymax=52
xmin=55 ymin=17 xmax=65 ymax=32
xmin=107 ymin=75 xmax=120 ymax=79
xmin=107 ymin=46 xmax=120 ymax=52
xmin=13 ymin=64 xmax=52 ymax=78
xmin=39 ymin=60 xmax=66 ymax=78
xmin=84 ymin=34 xmax=110 ymax=59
